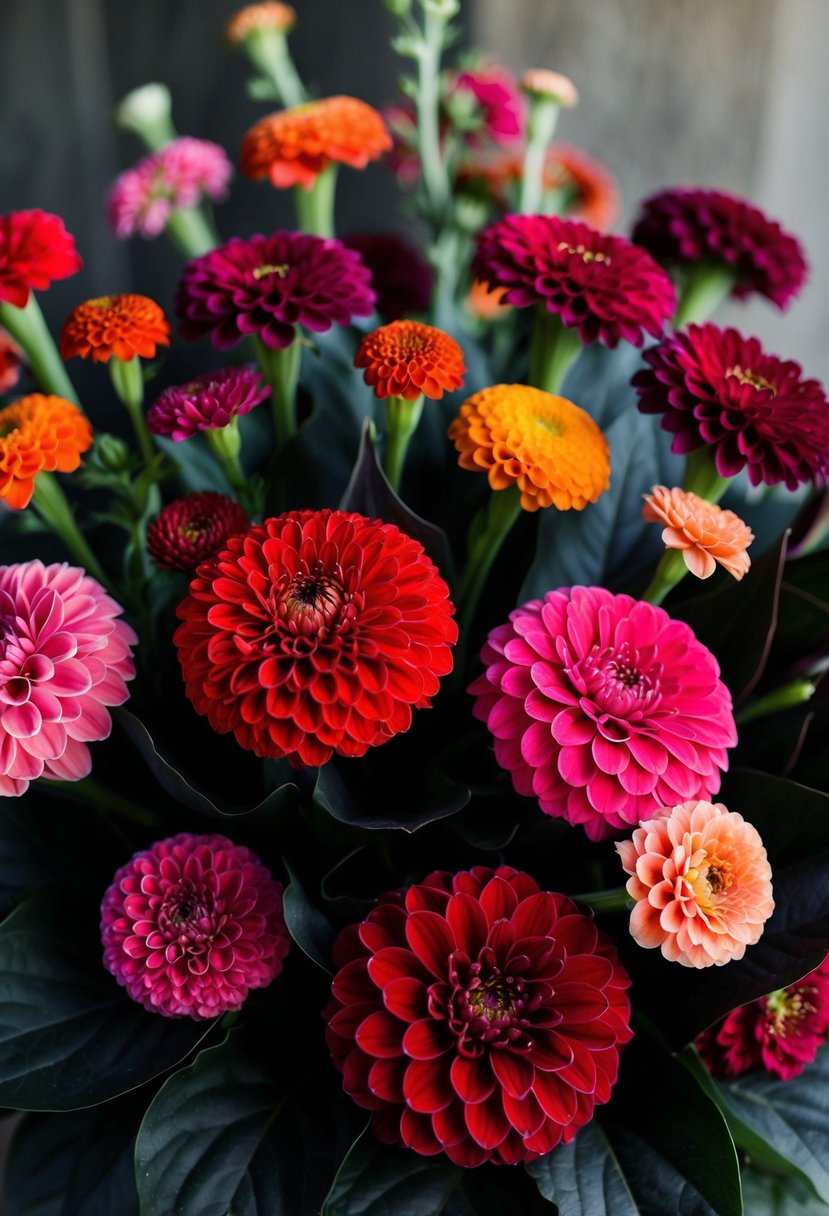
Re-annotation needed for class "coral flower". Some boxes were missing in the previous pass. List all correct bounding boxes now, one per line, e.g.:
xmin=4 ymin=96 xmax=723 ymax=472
xmin=633 ymin=323 xmax=829 ymax=489
xmin=520 ymin=70 xmax=579 ymax=108
xmin=240 ymin=97 xmax=392 ymax=190
xmin=0 ymin=561 xmax=136 ymax=797
xmin=0 ymin=328 xmax=23 ymax=394
xmin=617 ymin=800 xmax=774 ymax=968
xmin=470 ymin=587 xmax=736 ymax=841
xmin=101 ymin=833 xmax=290 ymax=1019
xmin=60 ymin=294 xmax=171 ymax=364
xmin=342 ymin=233 xmax=433 ymax=320
xmin=473 ymin=214 xmax=675 ymax=348
xmin=146 ymin=366 xmax=269 ymax=440
xmin=449 ymin=384 xmax=610 ymax=512
xmin=466 ymin=280 xmax=512 ymax=321
xmin=0 ymin=210 xmax=83 ymax=309
xmin=642 ymin=486 xmax=753 ymax=580
xmin=225 ymin=1 xmax=296 ymax=41
xmin=107 ymin=138 xmax=233 ymax=240
xmin=696 ymin=955 xmax=829 ymax=1080
xmin=175 ymin=231 xmax=375 ymax=351
xmin=355 ymin=321 xmax=466 ymax=401
xmin=0 ymin=393 xmax=92 ymax=509
xmin=147 ymin=492 xmax=250 ymax=573
xmin=632 ymin=187 xmax=807 ymax=309
xmin=325 ymin=865 xmax=632 ymax=1166
xmin=174 ymin=510 xmax=457 ymax=767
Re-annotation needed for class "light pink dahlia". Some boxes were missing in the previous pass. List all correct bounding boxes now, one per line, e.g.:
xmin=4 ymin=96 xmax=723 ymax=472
xmin=470 ymin=587 xmax=736 ymax=841
xmin=107 ymin=137 xmax=233 ymax=239
xmin=101 ymin=833 xmax=290 ymax=1019
xmin=0 ymin=561 xmax=136 ymax=796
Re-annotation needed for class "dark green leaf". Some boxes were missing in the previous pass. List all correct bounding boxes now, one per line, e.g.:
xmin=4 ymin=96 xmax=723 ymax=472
xmin=741 ymin=1167 xmax=829 ymax=1216
xmin=322 ymin=1127 xmax=461 ymax=1216
xmin=527 ymin=1121 xmax=638 ymax=1216
xmin=720 ymin=769 xmax=829 ymax=867
xmin=313 ymin=759 xmax=470 ymax=833
xmin=283 ymin=863 xmax=337 ymax=974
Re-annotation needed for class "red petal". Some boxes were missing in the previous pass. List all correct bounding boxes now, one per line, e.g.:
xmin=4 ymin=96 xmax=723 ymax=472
xmin=432 ymin=1100 xmax=469 ymax=1147
xmin=491 ymin=1050 xmax=534 ymax=1099
xmin=550 ymin=981 xmax=609 ymax=1024
xmin=558 ymin=1045 xmax=598 ymax=1094
xmin=450 ymin=1054 xmax=495 ymax=1103
xmin=530 ymin=1029 xmax=574 ymax=1071
xmin=532 ymin=1069 xmax=578 ymax=1123
xmin=400 ymin=1107 xmax=443 ymax=1154
xmin=479 ymin=875 xmax=518 ymax=924
xmin=402 ymin=1056 xmax=455 ymax=1113
xmin=502 ymin=1089 xmax=546 ymax=1136
xmin=464 ymin=1094 xmax=511 ymax=1149
xmin=331 ymin=958 xmax=375 ymax=1005
xmin=342 ymin=1048 xmax=385 ymax=1110
xmin=402 ymin=1018 xmax=450 ymax=1060
xmin=383 ymin=976 xmax=428 ymax=1022
xmin=359 ymin=903 xmax=407 ymax=952
xmin=368 ymin=1057 xmax=406 ymax=1102
xmin=511 ymin=892 xmax=565 ymax=939
xmin=405 ymin=910 xmax=454 ymax=978
xmin=445 ymin=893 xmax=489 ymax=957
xmin=524 ymin=1117 xmax=565 ymax=1155
xmin=367 ymin=946 xmax=426 ymax=988
xmin=355 ymin=1009 xmax=404 ymax=1058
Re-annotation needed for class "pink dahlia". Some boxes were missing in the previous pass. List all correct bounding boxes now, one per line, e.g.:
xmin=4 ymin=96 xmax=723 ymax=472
xmin=101 ymin=832 xmax=290 ymax=1019
xmin=175 ymin=231 xmax=376 ymax=351
xmin=632 ymin=187 xmax=807 ymax=309
xmin=325 ymin=865 xmax=632 ymax=1166
xmin=470 ymin=586 xmax=736 ymax=841
xmin=449 ymin=64 xmax=525 ymax=145
xmin=147 ymin=492 xmax=250 ymax=572
xmin=473 ymin=214 xmax=675 ymax=348
xmin=107 ymin=137 xmax=233 ymax=239
xmin=633 ymin=323 xmax=829 ymax=489
xmin=0 ymin=210 xmax=83 ymax=309
xmin=696 ymin=955 xmax=829 ymax=1080
xmin=146 ymin=366 xmax=269 ymax=440
xmin=0 ymin=561 xmax=136 ymax=796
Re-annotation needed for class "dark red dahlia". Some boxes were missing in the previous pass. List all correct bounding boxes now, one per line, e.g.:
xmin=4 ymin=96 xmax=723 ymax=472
xmin=147 ymin=492 xmax=250 ymax=572
xmin=174 ymin=510 xmax=457 ymax=767
xmin=632 ymin=323 xmax=829 ymax=489
xmin=175 ymin=231 xmax=376 ymax=351
xmin=0 ymin=209 xmax=83 ymax=309
xmin=632 ymin=187 xmax=807 ymax=309
xmin=697 ymin=955 xmax=829 ymax=1082
xmin=472 ymin=214 xmax=675 ymax=348
xmin=342 ymin=233 xmax=434 ymax=320
xmin=325 ymin=866 xmax=632 ymax=1166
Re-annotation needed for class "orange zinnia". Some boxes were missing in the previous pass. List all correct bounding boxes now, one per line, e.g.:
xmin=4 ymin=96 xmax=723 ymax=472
xmin=225 ymin=1 xmax=296 ymax=41
xmin=60 ymin=294 xmax=171 ymax=364
xmin=466 ymin=279 xmax=512 ymax=321
xmin=354 ymin=320 xmax=466 ymax=401
xmin=642 ymin=485 xmax=753 ymax=580
xmin=449 ymin=383 xmax=610 ymax=511
xmin=240 ymin=97 xmax=392 ymax=190
xmin=0 ymin=393 xmax=92 ymax=509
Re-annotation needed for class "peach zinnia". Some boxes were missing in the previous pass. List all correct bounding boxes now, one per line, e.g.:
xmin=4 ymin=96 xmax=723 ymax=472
xmin=617 ymin=800 xmax=774 ymax=968
xmin=60 ymin=294 xmax=170 ymax=364
xmin=355 ymin=321 xmax=465 ymax=402
xmin=240 ymin=96 xmax=392 ymax=190
xmin=0 ymin=393 xmax=92 ymax=509
xmin=642 ymin=486 xmax=753 ymax=580
xmin=225 ymin=1 xmax=296 ymax=41
xmin=449 ymin=383 xmax=609 ymax=511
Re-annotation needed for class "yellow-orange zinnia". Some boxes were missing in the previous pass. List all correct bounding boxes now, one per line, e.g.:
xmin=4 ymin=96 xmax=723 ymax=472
xmin=643 ymin=485 xmax=753 ymax=580
xmin=0 ymin=393 xmax=92 ymax=509
xmin=60 ymin=294 xmax=171 ymax=364
xmin=448 ymin=383 xmax=610 ymax=511
xmin=240 ymin=96 xmax=392 ymax=190
xmin=354 ymin=320 xmax=466 ymax=401
xmin=225 ymin=1 xmax=296 ymax=42
xmin=617 ymin=800 xmax=774 ymax=969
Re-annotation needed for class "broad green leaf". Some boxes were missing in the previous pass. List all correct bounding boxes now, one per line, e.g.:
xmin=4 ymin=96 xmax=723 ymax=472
xmin=283 ymin=863 xmax=337 ymax=974
xmin=527 ymin=1122 xmax=638 ymax=1216
xmin=322 ymin=1127 xmax=461 ymax=1216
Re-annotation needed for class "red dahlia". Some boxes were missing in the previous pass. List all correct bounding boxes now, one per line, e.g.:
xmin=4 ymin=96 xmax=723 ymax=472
xmin=325 ymin=866 xmax=632 ymax=1165
xmin=0 ymin=210 xmax=83 ymax=309
xmin=147 ymin=492 xmax=250 ymax=572
xmin=174 ymin=510 xmax=457 ymax=767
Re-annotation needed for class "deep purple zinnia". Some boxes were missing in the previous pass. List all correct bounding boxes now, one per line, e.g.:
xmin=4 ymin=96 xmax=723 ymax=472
xmin=175 ymin=231 xmax=376 ymax=351
xmin=631 ymin=187 xmax=807 ymax=309
xmin=146 ymin=366 xmax=269 ymax=440
xmin=147 ymin=492 xmax=250 ymax=572
xmin=633 ymin=323 xmax=829 ymax=489
xmin=472 ymin=214 xmax=675 ymax=348
xmin=101 ymin=832 xmax=291 ymax=1019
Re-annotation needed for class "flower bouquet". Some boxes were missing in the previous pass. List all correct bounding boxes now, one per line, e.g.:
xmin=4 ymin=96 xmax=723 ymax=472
xmin=2 ymin=2 xmax=829 ymax=1214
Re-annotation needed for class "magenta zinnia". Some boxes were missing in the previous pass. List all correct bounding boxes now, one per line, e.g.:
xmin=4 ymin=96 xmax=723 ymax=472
xmin=146 ymin=366 xmax=269 ymax=440
xmin=107 ymin=137 xmax=233 ymax=239
xmin=147 ymin=492 xmax=250 ymax=572
xmin=175 ymin=231 xmax=375 ymax=350
xmin=633 ymin=323 xmax=829 ymax=488
xmin=469 ymin=586 xmax=736 ymax=841
xmin=472 ymin=214 xmax=675 ymax=347
xmin=101 ymin=833 xmax=290 ymax=1019
xmin=632 ymin=187 xmax=807 ymax=309
xmin=0 ymin=561 xmax=136 ymax=796
xmin=325 ymin=865 xmax=632 ymax=1166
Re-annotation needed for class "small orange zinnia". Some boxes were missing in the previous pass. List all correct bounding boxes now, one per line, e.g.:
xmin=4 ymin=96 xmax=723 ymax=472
xmin=466 ymin=279 xmax=512 ymax=321
xmin=240 ymin=97 xmax=392 ymax=190
xmin=448 ymin=383 xmax=610 ymax=511
xmin=617 ymin=800 xmax=774 ymax=969
xmin=0 ymin=393 xmax=93 ymax=509
xmin=225 ymin=1 xmax=296 ymax=42
xmin=60 ymin=294 xmax=171 ymax=364
xmin=354 ymin=320 xmax=465 ymax=401
xmin=643 ymin=485 xmax=754 ymax=580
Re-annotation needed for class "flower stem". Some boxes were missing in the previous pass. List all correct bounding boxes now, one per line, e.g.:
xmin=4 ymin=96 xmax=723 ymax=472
xmin=164 ymin=205 xmax=220 ymax=259
xmin=572 ymin=886 xmax=630 ymax=914
xmin=294 ymin=165 xmax=338 ymax=239
xmin=39 ymin=775 xmax=155 ymax=825
xmin=736 ymin=679 xmax=817 ymax=726
xmin=114 ymin=83 xmax=176 ymax=152
xmin=528 ymin=307 xmax=582 ymax=394
xmin=456 ymin=485 xmax=522 ymax=632
xmin=383 ymin=394 xmax=425 ymax=492
xmin=683 ymin=446 xmax=729 ymax=504
xmin=255 ymin=335 xmax=302 ymax=448
xmin=519 ymin=96 xmax=562 ymax=215
xmin=31 ymin=472 xmax=113 ymax=591
xmin=109 ymin=357 xmax=155 ymax=466
xmin=673 ymin=262 xmax=737 ymax=328
xmin=206 ymin=420 xmax=253 ymax=509
xmin=415 ymin=6 xmax=452 ymax=224
xmin=0 ymin=295 xmax=79 ymax=403
xmin=641 ymin=547 xmax=689 ymax=606
xmin=244 ymin=28 xmax=307 ymax=108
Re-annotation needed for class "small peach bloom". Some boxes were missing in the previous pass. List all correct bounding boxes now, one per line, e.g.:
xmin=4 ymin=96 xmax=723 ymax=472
xmin=617 ymin=800 xmax=774 ymax=969
xmin=642 ymin=485 xmax=753 ymax=580
xmin=225 ymin=1 xmax=296 ymax=42
xmin=520 ymin=70 xmax=579 ymax=108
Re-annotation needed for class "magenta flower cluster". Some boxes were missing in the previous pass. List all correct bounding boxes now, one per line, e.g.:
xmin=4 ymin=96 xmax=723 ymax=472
xmin=146 ymin=365 xmax=269 ymax=440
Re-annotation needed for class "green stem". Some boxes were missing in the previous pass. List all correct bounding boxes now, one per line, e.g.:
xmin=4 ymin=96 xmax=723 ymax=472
xmin=109 ymin=357 xmax=154 ymax=465
xmin=572 ymin=887 xmax=631 ymax=914
xmin=641 ymin=547 xmax=689 ymax=606
xmin=415 ymin=6 xmax=452 ymax=223
xmin=383 ymin=394 xmax=425 ymax=492
xmin=255 ymin=335 xmax=302 ymax=448
xmin=736 ymin=679 xmax=817 ymax=726
xmin=528 ymin=307 xmax=583 ymax=394
xmin=164 ymin=205 xmax=220 ymax=259
xmin=456 ymin=485 xmax=522 ymax=631
xmin=519 ymin=96 xmax=562 ymax=215
xmin=39 ymin=776 xmax=155 ymax=826
xmin=0 ymin=295 xmax=79 ymax=403
xmin=683 ymin=446 xmax=729 ymax=504
xmin=206 ymin=421 xmax=252 ymax=509
xmin=673 ymin=262 xmax=737 ymax=328
xmin=245 ymin=28 xmax=306 ymax=108
xmin=31 ymin=472 xmax=113 ymax=591
xmin=293 ymin=165 xmax=338 ymax=238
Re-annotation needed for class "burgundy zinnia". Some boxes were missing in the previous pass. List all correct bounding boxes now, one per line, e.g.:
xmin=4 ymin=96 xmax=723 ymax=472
xmin=175 ymin=231 xmax=376 ymax=351
xmin=473 ymin=214 xmax=675 ymax=348
xmin=632 ymin=187 xmax=807 ymax=309
xmin=174 ymin=509 xmax=457 ymax=767
xmin=146 ymin=366 xmax=269 ymax=440
xmin=633 ymin=323 xmax=829 ymax=489
xmin=101 ymin=832 xmax=290 ymax=1019
xmin=147 ymin=492 xmax=250 ymax=572
xmin=325 ymin=865 xmax=633 ymax=1165
xmin=0 ymin=209 xmax=83 ymax=309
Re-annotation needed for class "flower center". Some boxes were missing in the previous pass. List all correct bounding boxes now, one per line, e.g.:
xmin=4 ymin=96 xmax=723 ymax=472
xmin=726 ymin=364 xmax=777 ymax=396
xmin=765 ymin=985 xmax=816 ymax=1036
xmin=445 ymin=952 xmax=541 ymax=1056
xmin=558 ymin=241 xmax=611 ymax=265
xmin=573 ymin=642 xmax=661 ymax=720
xmin=252 ymin=262 xmax=290 ymax=280
xmin=276 ymin=562 xmax=348 ymax=638
xmin=158 ymin=879 xmax=214 ymax=942
xmin=179 ymin=516 xmax=212 ymax=543
xmin=87 ymin=295 xmax=114 ymax=310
